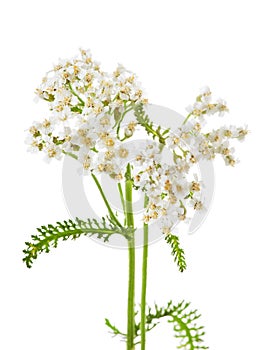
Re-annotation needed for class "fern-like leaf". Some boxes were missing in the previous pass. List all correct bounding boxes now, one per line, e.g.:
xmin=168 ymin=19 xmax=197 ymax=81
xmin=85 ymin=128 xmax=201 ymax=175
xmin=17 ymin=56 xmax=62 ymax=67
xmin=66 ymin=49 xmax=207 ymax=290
xmin=135 ymin=301 xmax=208 ymax=349
xmin=134 ymin=103 xmax=169 ymax=145
xmin=105 ymin=301 xmax=207 ymax=349
xmin=105 ymin=318 xmax=126 ymax=339
xmin=169 ymin=302 xmax=208 ymax=349
xmin=23 ymin=217 xmax=133 ymax=268
xmin=165 ymin=233 xmax=187 ymax=272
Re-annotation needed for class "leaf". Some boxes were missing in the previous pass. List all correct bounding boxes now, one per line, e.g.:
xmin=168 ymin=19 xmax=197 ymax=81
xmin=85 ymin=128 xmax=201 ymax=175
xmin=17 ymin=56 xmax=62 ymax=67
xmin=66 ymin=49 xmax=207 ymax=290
xmin=105 ymin=318 xmax=126 ymax=338
xmin=23 ymin=217 xmax=132 ymax=268
xmin=136 ymin=301 xmax=208 ymax=349
xmin=165 ymin=233 xmax=187 ymax=272
xmin=134 ymin=103 xmax=169 ymax=145
xmin=71 ymin=106 xmax=82 ymax=113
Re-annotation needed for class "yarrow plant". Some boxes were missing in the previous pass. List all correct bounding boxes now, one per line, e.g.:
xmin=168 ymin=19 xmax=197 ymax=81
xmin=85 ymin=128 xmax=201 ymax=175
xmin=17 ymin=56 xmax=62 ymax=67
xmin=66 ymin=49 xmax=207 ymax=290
xmin=23 ymin=49 xmax=248 ymax=349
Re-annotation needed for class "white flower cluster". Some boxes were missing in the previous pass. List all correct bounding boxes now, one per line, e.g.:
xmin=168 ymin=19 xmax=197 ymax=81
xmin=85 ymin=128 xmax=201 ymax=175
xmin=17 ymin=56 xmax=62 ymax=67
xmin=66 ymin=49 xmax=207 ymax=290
xmin=133 ymin=143 xmax=201 ymax=233
xmin=26 ymin=48 xmax=146 ymax=169
xmin=26 ymin=50 xmax=248 ymax=234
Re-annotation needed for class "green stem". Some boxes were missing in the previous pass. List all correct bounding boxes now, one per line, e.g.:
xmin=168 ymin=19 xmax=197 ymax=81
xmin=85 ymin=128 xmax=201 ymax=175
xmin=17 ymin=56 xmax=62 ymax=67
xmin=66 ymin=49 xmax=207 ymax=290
xmin=91 ymin=173 xmax=122 ymax=227
xmin=182 ymin=112 xmax=192 ymax=125
xmin=117 ymin=105 xmax=133 ymax=139
xmin=118 ymin=182 xmax=127 ymax=226
xmin=125 ymin=163 xmax=135 ymax=350
xmin=63 ymin=153 xmax=122 ymax=228
xmin=127 ymin=239 xmax=135 ymax=350
xmin=68 ymin=81 xmax=85 ymax=106
xmin=140 ymin=195 xmax=149 ymax=350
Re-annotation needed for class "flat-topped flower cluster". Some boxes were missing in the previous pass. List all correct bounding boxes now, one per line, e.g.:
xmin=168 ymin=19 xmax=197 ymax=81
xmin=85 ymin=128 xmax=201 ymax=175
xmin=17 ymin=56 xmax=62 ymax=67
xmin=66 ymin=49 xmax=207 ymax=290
xmin=26 ymin=49 xmax=247 ymax=234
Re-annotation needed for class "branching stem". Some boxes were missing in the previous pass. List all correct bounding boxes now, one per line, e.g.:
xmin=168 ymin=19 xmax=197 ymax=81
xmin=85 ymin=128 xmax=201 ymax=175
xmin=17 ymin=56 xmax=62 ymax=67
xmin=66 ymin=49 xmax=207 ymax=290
xmin=182 ymin=112 xmax=192 ymax=125
xmin=116 ymin=104 xmax=133 ymax=139
xmin=91 ymin=172 xmax=122 ymax=228
xmin=118 ymin=182 xmax=127 ymax=226
xmin=68 ymin=81 xmax=85 ymax=106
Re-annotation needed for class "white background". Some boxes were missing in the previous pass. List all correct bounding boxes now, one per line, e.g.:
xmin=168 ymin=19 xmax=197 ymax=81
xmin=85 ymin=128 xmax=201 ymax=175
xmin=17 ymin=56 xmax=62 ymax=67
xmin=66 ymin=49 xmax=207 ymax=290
xmin=1 ymin=1 xmax=278 ymax=349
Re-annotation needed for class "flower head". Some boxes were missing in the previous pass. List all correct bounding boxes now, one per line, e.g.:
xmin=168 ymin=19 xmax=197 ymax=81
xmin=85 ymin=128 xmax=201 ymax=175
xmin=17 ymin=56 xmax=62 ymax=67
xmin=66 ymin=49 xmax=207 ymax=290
xmin=26 ymin=51 xmax=247 ymax=234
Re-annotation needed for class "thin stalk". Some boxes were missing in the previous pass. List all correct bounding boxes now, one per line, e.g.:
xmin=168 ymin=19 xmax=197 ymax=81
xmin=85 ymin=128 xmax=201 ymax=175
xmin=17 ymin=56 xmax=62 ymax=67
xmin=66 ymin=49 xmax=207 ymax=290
xmin=140 ymin=195 xmax=149 ymax=350
xmin=91 ymin=173 xmax=122 ymax=227
xmin=117 ymin=105 xmax=134 ymax=139
xmin=63 ymin=153 xmax=122 ymax=228
xmin=118 ymin=182 xmax=127 ymax=226
xmin=64 ymin=152 xmax=122 ymax=227
xmin=68 ymin=81 xmax=85 ymax=106
xmin=182 ymin=112 xmax=192 ymax=125
xmin=125 ymin=163 xmax=135 ymax=350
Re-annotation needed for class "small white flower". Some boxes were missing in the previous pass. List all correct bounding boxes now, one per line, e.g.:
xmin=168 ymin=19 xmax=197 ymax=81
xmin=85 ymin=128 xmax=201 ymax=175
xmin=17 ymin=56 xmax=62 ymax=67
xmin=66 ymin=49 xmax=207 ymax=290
xmin=216 ymin=98 xmax=229 ymax=116
xmin=43 ymin=144 xmax=62 ymax=162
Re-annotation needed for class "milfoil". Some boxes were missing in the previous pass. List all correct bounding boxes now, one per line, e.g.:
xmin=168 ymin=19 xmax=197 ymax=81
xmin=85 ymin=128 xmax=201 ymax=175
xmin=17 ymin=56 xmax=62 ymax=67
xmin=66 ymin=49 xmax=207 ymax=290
xmin=23 ymin=49 xmax=247 ymax=350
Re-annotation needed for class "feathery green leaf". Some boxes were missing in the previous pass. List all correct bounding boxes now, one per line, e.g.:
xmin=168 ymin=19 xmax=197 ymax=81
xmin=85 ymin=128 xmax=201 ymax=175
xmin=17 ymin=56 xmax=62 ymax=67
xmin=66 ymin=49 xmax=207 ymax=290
xmin=23 ymin=217 xmax=133 ymax=268
xmin=105 ymin=318 xmax=126 ymax=338
xmin=165 ymin=233 xmax=187 ymax=272
xmin=136 ymin=301 xmax=208 ymax=349
xmin=134 ymin=103 xmax=169 ymax=145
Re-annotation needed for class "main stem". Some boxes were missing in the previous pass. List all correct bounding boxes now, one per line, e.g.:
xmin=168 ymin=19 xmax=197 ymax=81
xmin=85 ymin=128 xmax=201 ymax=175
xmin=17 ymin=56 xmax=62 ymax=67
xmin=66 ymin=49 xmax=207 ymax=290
xmin=126 ymin=164 xmax=135 ymax=350
xmin=140 ymin=195 xmax=149 ymax=350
